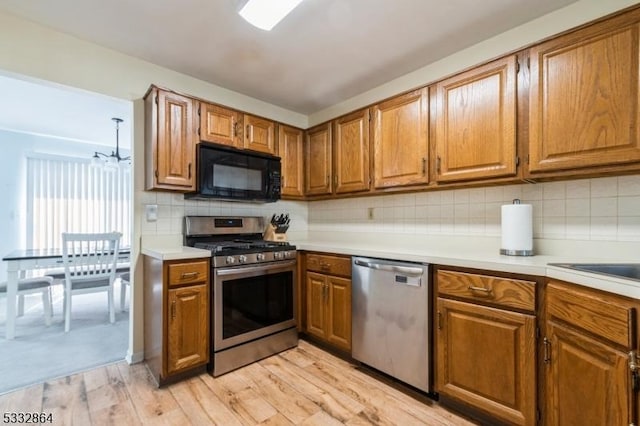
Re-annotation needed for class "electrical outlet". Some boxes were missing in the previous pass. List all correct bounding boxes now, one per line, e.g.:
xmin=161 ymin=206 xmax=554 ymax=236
xmin=367 ymin=207 xmax=374 ymax=220
xmin=145 ymin=204 xmax=158 ymax=222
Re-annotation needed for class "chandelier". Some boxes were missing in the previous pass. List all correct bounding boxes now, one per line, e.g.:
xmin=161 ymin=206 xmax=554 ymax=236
xmin=91 ymin=117 xmax=130 ymax=169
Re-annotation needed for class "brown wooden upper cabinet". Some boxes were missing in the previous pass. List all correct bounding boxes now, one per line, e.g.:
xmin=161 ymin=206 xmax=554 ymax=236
xmin=278 ymin=124 xmax=305 ymax=198
xmin=144 ymin=87 xmax=197 ymax=191
xmin=304 ymin=123 xmax=332 ymax=196
xmin=528 ymin=9 xmax=640 ymax=175
xmin=244 ymin=114 xmax=276 ymax=154
xmin=198 ymin=102 xmax=242 ymax=148
xmin=372 ymin=88 xmax=429 ymax=188
xmin=434 ymin=56 xmax=518 ymax=182
xmin=333 ymin=109 xmax=370 ymax=194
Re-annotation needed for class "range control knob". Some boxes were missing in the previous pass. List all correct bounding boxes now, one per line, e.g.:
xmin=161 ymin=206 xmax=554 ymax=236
xmin=238 ymin=255 xmax=247 ymax=264
xmin=226 ymin=256 xmax=235 ymax=265
xmin=284 ymin=251 xmax=293 ymax=258
xmin=274 ymin=252 xmax=283 ymax=260
xmin=256 ymin=253 xmax=266 ymax=261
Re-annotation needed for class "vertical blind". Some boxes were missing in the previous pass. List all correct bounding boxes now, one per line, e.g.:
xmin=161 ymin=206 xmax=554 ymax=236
xmin=26 ymin=155 xmax=131 ymax=249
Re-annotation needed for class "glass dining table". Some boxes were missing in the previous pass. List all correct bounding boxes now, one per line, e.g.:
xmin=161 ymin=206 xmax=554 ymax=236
xmin=2 ymin=248 xmax=130 ymax=339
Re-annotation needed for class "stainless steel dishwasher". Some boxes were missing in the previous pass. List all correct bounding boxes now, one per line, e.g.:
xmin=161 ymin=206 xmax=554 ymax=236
xmin=352 ymin=257 xmax=430 ymax=393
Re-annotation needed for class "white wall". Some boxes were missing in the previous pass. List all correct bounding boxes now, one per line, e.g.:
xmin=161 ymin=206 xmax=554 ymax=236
xmin=0 ymin=129 xmax=132 ymax=282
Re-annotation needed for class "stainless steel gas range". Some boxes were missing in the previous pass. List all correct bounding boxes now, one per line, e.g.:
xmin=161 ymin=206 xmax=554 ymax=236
xmin=184 ymin=215 xmax=298 ymax=377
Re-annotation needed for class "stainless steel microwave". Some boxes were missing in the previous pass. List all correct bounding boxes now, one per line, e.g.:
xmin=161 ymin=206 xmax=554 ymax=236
xmin=185 ymin=142 xmax=281 ymax=202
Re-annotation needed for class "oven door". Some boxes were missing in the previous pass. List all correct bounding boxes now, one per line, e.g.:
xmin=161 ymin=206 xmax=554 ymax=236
xmin=213 ymin=260 xmax=296 ymax=351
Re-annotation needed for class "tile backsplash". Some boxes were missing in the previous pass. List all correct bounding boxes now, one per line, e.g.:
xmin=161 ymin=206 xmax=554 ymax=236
xmin=137 ymin=191 xmax=308 ymax=237
xmin=308 ymin=175 xmax=640 ymax=242
xmin=137 ymin=175 xmax=640 ymax=243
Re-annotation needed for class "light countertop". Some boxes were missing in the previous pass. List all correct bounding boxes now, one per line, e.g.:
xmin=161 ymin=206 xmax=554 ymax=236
xmin=139 ymin=233 xmax=640 ymax=299
xmin=141 ymin=246 xmax=211 ymax=261
xmin=292 ymin=236 xmax=640 ymax=300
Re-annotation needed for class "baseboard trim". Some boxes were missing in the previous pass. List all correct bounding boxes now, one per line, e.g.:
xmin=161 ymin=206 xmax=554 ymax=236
xmin=126 ymin=350 xmax=144 ymax=364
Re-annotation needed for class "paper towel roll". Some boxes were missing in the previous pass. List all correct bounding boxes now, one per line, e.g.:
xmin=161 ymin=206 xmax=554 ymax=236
xmin=500 ymin=201 xmax=533 ymax=256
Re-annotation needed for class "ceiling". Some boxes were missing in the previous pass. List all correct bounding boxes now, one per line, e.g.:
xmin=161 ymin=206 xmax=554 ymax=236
xmin=0 ymin=75 xmax=132 ymax=149
xmin=0 ymin=0 xmax=580 ymax=116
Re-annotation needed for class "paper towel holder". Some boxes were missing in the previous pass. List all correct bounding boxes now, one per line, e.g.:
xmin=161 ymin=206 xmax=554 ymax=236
xmin=500 ymin=199 xmax=534 ymax=256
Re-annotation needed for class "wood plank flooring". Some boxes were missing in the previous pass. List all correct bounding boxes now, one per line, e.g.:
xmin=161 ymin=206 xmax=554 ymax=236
xmin=0 ymin=340 xmax=477 ymax=425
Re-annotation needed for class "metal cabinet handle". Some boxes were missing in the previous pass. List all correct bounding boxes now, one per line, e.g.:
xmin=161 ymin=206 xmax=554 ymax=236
xmin=180 ymin=271 xmax=199 ymax=279
xmin=543 ymin=337 xmax=551 ymax=364
xmin=436 ymin=156 xmax=441 ymax=174
xmin=468 ymin=285 xmax=492 ymax=294
xmin=188 ymin=163 xmax=192 ymax=179
xmin=422 ymin=157 xmax=427 ymax=175
xmin=246 ymin=124 xmax=250 ymax=138
xmin=171 ymin=300 xmax=176 ymax=321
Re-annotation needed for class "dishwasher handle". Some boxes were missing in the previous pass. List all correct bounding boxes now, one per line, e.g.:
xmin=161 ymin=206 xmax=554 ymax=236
xmin=354 ymin=258 xmax=425 ymax=277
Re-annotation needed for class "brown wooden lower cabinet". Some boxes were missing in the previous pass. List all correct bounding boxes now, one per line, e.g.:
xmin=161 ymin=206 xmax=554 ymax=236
xmin=166 ymin=284 xmax=209 ymax=375
xmin=435 ymin=268 xmax=538 ymax=426
xmin=543 ymin=279 xmax=639 ymax=426
xmin=304 ymin=253 xmax=352 ymax=352
xmin=144 ymin=256 xmax=210 ymax=385
xmin=436 ymin=298 xmax=537 ymax=425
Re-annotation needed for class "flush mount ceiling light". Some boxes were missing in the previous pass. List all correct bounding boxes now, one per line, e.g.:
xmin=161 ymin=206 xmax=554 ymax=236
xmin=239 ymin=0 xmax=304 ymax=31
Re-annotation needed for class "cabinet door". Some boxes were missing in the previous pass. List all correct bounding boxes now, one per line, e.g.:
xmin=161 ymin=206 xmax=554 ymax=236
xmin=155 ymin=90 xmax=196 ymax=190
xmin=529 ymin=13 xmax=640 ymax=174
xmin=372 ymin=88 xmax=429 ymax=188
xmin=244 ymin=114 xmax=275 ymax=154
xmin=436 ymin=298 xmax=536 ymax=426
xmin=306 ymin=272 xmax=327 ymax=339
xmin=545 ymin=320 xmax=629 ymax=426
xmin=167 ymin=284 xmax=209 ymax=375
xmin=334 ymin=109 xmax=370 ymax=194
xmin=278 ymin=124 xmax=305 ymax=198
xmin=199 ymin=102 xmax=241 ymax=148
xmin=326 ymin=276 xmax=352 ymax=351
xmin=434 ymin=56 xmax=517 ymax=182
xmin=305 ymin=123 xmax=332 ymax=196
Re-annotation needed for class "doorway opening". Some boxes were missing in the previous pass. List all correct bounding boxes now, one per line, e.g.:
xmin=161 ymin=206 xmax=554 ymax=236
xmin=0 ymin=73 xmax=134 ymax=394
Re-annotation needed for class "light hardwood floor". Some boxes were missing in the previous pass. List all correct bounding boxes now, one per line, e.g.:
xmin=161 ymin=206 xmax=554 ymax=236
xmin=0 ymin=340 xmax=477 ymax=425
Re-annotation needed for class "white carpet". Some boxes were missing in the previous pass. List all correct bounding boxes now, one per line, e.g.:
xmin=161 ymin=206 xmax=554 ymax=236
xmin=0 ymin=282 xmax=129 ymax=394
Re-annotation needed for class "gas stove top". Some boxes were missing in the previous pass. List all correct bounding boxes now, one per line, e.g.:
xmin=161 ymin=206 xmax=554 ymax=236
xmin=184 ymin=216 xmax=296 ymax=268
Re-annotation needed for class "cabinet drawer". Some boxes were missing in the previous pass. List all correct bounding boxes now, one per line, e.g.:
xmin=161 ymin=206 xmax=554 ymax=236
xmin=547 ymin=280 xmax=633 ymax=348
xmin=168 ymin=261 xmax=209 ymax=286
xmin=437 ymin=270 xmax=535 ymax=312
xmin=306 ymin=254 xmax=351 ymax=277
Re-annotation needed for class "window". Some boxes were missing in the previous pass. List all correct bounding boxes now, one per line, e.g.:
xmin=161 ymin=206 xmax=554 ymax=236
xmin=26 ymin=154 xmax=131 ymax=249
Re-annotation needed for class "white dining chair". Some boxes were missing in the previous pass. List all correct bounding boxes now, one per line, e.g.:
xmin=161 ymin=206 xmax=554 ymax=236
xmin=61 ymin=232 xmax=122 ymax=333
xmin=0 ymin=276 xmax=54 ymax=326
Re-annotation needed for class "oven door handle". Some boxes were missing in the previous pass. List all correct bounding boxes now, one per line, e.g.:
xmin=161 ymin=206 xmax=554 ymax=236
xmin=215 ymin=260 xmax=297 ymax=276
